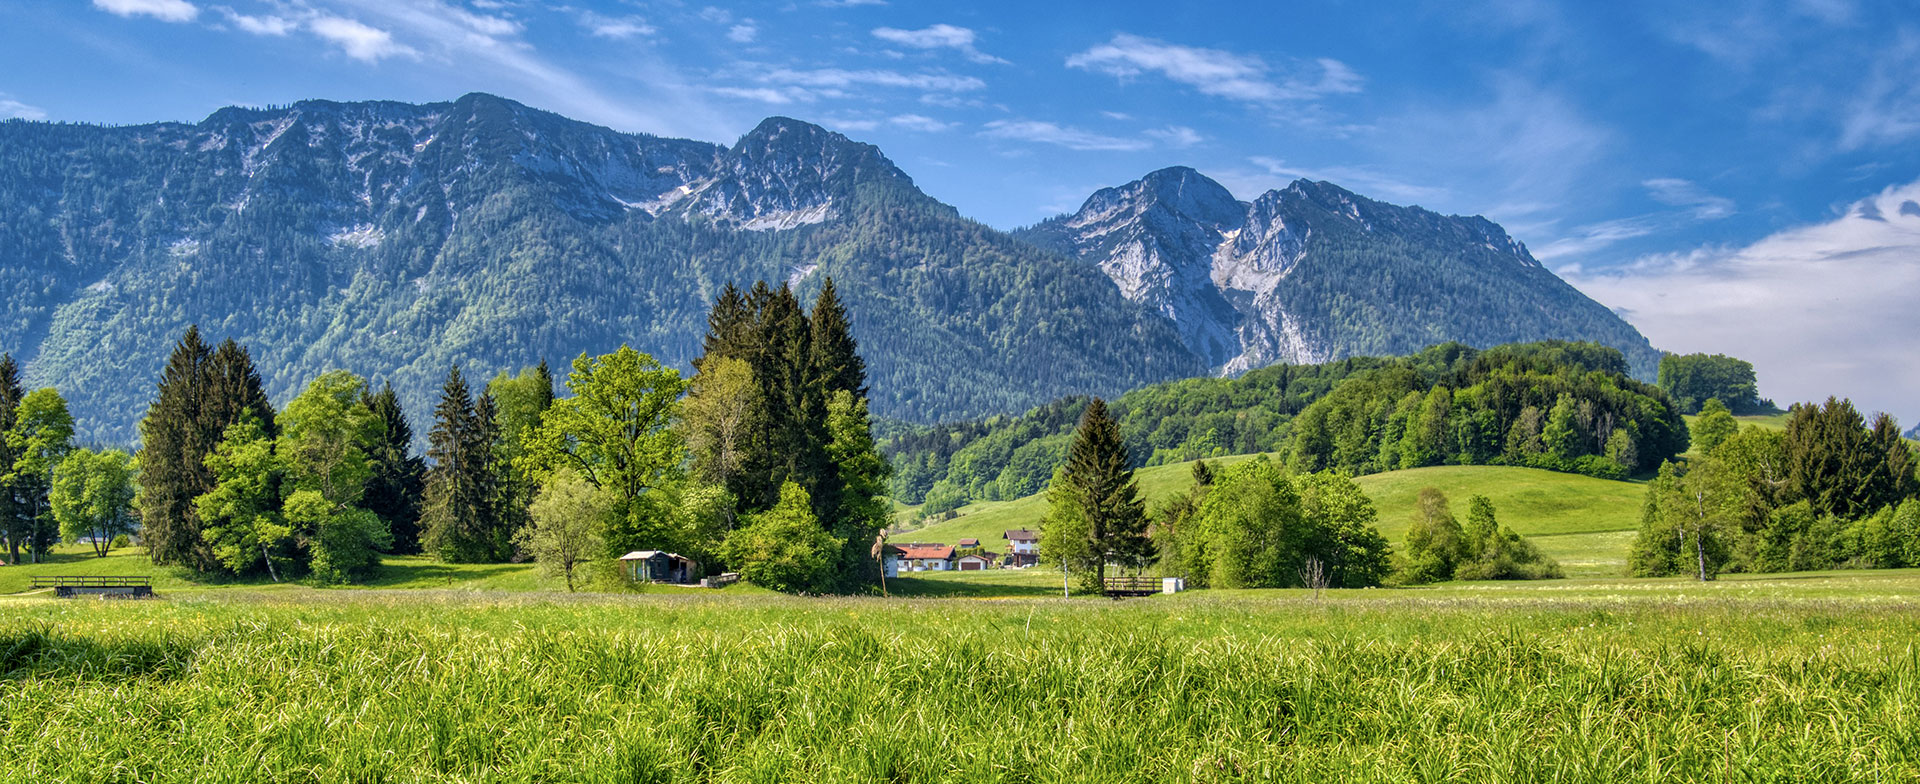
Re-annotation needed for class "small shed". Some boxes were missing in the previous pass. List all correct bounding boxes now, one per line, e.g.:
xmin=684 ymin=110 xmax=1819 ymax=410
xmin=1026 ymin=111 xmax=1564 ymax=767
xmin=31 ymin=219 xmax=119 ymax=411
xmin=957 ymin=538 xmax=980 ymax=549
xmin=619 ymin=551 xmax=698 ymax=584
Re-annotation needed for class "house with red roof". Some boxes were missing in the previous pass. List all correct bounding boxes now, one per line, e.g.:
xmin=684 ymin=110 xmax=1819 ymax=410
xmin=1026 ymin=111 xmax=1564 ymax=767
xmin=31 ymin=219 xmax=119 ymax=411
xmin=883 ymin=542 xmax=955 ymax=576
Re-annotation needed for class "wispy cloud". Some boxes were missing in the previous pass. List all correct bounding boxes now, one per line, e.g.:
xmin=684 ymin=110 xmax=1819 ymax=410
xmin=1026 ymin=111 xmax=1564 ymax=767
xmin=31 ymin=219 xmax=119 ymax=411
xmin=309 ymin=15 xmax=416 ymax=62
xmin=218 ymin=7 xmax=293 ymax=36
xmin=764 ymin=68 xmax=985 ymax=93
xmin=578 ymin=11 xmax=655 ymax=40
xmin=0 ymin=97 xmax=47 ymax=120
xmin=871 ymin=24 xmax=1007 ymax=65
xmin=1644 ymin=178 xmax=1736 ymax=219
xmin=1144 ymin=125 xmax=1203 ymax=148
xmin=1840 ymin=29 xmax=1920 ymax=150
xmin=818 ymin=0 xmax=887 ymax=6
xmin=728 ymin=23 xmax=759 ymax=44
xmin=92 ymin=0 xmax=198 ymax=23
xmin=980 ymin=120 xmax=1150 ymax=152
xmin=1066 ymin=34 xmax=1361 ymax=103
xmin=1562 ymin=179 xmax=1920 ymax=423
xmin=889 ymin=113 xmax=953 ymax=132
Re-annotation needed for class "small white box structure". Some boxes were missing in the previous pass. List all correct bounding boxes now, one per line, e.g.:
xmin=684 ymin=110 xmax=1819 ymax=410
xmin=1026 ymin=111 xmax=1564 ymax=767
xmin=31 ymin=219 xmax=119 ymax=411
xmin=1162 ymin=577 xmax=1186 ymax=594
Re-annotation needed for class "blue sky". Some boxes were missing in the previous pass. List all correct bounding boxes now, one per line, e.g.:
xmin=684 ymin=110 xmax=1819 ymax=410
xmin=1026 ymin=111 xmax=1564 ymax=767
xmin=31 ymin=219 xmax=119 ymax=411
xmin=5 ymin=0 xmax=1919 ymax=421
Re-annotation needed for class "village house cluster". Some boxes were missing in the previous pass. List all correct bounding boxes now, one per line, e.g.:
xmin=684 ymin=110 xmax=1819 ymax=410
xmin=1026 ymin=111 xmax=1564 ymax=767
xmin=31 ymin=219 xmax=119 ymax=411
xmin=880 ymin=529 xmax=1041 ymax=577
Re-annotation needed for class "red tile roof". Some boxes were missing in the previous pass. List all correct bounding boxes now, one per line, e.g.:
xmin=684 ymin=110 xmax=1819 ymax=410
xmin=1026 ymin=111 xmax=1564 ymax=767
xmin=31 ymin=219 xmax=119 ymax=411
xmin=895 ymin=543 xmax=954 ymax=560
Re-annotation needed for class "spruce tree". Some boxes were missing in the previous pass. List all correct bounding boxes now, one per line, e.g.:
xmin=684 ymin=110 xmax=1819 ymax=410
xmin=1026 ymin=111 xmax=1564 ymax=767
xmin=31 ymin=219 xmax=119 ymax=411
xmin=138 ymin=326 xmax=218 ymax=570
xmin=363 ymin=383 xmax=426 ymax=554
xmin=698 ymin=284 xmax=752 ymax=370
xmin=422 ymin=367 xmax=500 ymax=563
xmin=0 ymin=354 xmax=22 ymax=564
xmin=810 ymin=277 xmax=867 ymax=400
xmin=1057 ymin=398 xmax=1151 ymax=585
xmin=471 ymin=390 xmax=509 ymax=560
xmin=207 ymin=339 xmax=278 ymax=438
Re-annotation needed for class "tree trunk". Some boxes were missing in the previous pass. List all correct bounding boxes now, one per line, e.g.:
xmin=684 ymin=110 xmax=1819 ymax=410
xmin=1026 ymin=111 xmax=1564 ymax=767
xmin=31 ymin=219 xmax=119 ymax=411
xmin=261 ymin=545 xmax=280 ymax=583
xmin=1695 ymin=528 xmax=1708 ymax=582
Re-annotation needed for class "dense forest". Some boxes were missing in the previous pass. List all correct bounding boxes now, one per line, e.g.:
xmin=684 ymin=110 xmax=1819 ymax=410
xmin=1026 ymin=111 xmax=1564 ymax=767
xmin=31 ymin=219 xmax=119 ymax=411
xmin=1632 ymin=398 xmax=1919 ymax=578
xmin=0 ymin=278 xmax=891 ymax=593
xmin=884 ymin=341 xmax=1689 ymax=515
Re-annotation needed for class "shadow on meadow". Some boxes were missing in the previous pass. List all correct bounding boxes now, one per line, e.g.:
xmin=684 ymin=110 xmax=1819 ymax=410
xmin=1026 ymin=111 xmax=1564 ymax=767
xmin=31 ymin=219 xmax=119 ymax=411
xmin=0 ymin=623 xmax=196 ymax=681
xmin=365 ymin=559 xmax=529 ymax=588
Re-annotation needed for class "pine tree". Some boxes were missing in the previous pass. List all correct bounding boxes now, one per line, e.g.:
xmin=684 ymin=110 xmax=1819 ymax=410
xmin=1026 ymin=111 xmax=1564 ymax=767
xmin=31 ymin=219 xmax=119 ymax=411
xmin=810 ymin=277 xmax=867 ymax=400
xmin=206 ymin=339 xmax=278 ymax=439
xmin=697 ymin=284 xmax=752 ymax=370
xmin=1055 ymin=398 xmax=1151 ymax=586
xmin=472 ymin=390 xmax=509 ymax=560
xmin=363 ymin=383 xmax=426 ymax=554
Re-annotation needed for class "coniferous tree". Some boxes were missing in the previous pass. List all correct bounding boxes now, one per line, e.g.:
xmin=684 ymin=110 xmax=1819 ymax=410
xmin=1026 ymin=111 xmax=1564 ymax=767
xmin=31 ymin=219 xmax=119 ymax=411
xmin=0 ymin=354 xmax=22 ymax=563
xmin=810 ymin=277 xmax=867 ymax=400
xmin=421 ymin=367 xmax=505 ymax=563
xmin=1048 ymin=398 xmax=1151 ymax=586
xmin=363 ymin=383 xmax=426 ymax=554
xmin=1785 ymin=398 xmax=1876 ymax=519
xmin=206 ymin=339 xmax=278 ymax=439
xmin=138 ymin=326 xmax=218 ymax=570
xmin=697 ymin=284 xmax=752 ymax=370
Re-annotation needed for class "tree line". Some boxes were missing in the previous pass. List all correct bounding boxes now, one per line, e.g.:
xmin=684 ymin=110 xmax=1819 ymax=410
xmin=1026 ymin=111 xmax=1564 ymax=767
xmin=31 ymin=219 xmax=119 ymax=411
xmin=1035 ymin=398 xmax=1557 ymax=592
xmin=1632 ymin=397 xmax=1919 ymax=579
xmin=5 ymin=278 xmax=890 ymax=593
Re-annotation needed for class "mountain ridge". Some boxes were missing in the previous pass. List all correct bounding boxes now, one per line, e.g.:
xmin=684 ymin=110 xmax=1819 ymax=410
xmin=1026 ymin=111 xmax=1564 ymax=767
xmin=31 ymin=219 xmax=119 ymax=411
xmin=1015 ymin=165 xmax=1659 ymax=378
xmin=1 ymin=92 xmax=1653 ymax=443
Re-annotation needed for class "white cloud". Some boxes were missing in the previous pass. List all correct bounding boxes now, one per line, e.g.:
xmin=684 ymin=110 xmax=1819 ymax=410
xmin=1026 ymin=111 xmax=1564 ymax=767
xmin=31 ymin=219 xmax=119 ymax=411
xmin=219 ymin=7 xmax=293 ymax=36
xmin=818 ymin=0 xmax=887 ymax=6
xmin=713 ymin=86 xmax=809 ymax=104
xmin=1145 ymin=125 xmax=1203 ymax=148
xmin=980 ymin=120 xmax=1150 ymax=152
xmin=1066 ymin=34 xmax=1361 ymax=103
xmin=1100 ymin=110 xmax=1132 ymax=120
xmin=310 ymin=15 xmax=416 ymax=62
xmin=1530 ymin=214 xmax=1665 ymax=261
xmin=580 ymin=12 xmax=655 ymax=40
xmin=728 ymin=23 xmax=759 ymax=43
xmin=1562 ymin=179 xmax=1920 ymax=424
xmin=871 ymin=24 xmax=1007 ymax=65
xmin=698 ymin=7 xmax=732 ymax=24
xmin=889 ymin=113 xmax=953 ymax=132
xmin=1643 ymin=177 xmax=1736 ymax=219
xmin=0 ymin=98 xmax=47 ymax=120
xmin=93 ymin=0 xmax=198 ymax=23
xmin=764 ymin=68 xmax=984 ymax=93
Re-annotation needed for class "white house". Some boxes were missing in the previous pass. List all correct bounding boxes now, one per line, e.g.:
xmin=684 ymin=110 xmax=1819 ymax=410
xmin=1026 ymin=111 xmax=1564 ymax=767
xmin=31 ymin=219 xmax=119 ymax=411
xmin=890 ymin=542 xmax=955 ymax=573
xmin=1004 ymin=529 xmax=1039 ymax=568
xmin=955 ymin=553 xmax=995 ymax=571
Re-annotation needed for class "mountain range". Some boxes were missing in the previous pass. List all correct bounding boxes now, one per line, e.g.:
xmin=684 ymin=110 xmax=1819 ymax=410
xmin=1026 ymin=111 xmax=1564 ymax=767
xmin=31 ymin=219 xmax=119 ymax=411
xmin=0 ymin=92 xmax=1657 ymax=443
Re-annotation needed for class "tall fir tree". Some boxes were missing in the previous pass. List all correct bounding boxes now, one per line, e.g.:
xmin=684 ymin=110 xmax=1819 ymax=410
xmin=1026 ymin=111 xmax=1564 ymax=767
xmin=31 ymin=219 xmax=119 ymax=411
xmin=206 ymin=339 xmax=278 ymax=439
xmin=810 ymin=277 xmax=867 ymax=400
xmin=697 ymin=284 xmax=753 ymax=371
xmin=363 ymin=383 xmax=426 ymax=554
xmin=421 ymin=367 xmax=507 ymax=563
xmin=0 ymin=354 xmax=22 ymax=563
xmin=138 ymin=326 xmax=218 ymax=570
xmin=1056 ymin=398 xmax=1152 ymax=585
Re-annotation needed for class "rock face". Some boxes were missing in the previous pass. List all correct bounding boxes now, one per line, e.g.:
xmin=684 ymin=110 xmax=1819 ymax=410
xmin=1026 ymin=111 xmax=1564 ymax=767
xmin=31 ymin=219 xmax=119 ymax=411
xmin=1018 ymin=167 xmax=1659 ymax=378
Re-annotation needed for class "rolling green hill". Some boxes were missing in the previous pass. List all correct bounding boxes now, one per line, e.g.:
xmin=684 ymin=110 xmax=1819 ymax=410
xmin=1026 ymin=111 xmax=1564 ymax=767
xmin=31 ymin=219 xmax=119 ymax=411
xmin=893 ymin=459 xmax=1646 ymax=576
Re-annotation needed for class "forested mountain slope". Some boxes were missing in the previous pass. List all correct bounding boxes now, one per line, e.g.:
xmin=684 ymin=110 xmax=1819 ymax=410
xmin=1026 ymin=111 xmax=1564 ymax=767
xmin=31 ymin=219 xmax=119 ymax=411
xmin=0 ymin=94 xmax=1196 ymax=441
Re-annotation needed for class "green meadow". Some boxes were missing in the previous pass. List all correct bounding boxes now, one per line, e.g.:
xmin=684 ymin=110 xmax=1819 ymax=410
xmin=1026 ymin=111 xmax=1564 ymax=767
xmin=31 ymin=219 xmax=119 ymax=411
xmin=5 ymin=581 xmax=1920 ymax=782
xmin=897 ymin=460 xmax=1646 ymax=576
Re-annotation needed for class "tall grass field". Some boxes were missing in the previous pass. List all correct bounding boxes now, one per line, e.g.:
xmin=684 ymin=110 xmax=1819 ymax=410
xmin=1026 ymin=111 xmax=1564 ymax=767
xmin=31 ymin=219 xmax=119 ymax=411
xmin=5 ymin=581 xmax=1920 ymax=782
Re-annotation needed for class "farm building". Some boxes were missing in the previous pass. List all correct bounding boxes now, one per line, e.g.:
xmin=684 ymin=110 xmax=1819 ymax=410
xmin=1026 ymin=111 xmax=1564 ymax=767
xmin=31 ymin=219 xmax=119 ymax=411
xmin=955 ymin=553 xmax=995 ymax=571
xmin=957 ymin=538 xmax=979 ymax=548
xmin=1003 ymin=529 xmax=1039 ymax=568
xmin=619 ymin=551 xmax=698 ymax=584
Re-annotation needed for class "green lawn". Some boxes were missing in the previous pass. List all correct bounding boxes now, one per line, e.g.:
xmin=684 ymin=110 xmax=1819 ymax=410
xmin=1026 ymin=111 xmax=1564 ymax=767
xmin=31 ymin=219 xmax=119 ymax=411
xmin=898 ymin=459 xmax=1648 ymax=577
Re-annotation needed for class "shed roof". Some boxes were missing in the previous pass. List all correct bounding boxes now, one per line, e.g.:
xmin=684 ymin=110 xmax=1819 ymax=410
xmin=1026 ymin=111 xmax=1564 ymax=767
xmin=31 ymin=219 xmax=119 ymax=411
xmin=1004 ymin=529 xmax=1038 ymax=542
xmin=957 ymin=538 xmax=980 ymax=547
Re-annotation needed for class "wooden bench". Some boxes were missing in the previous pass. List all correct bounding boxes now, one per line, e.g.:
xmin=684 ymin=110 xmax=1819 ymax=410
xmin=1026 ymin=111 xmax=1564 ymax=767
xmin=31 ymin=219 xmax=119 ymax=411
xmin=30 ymin=576 xmax=155 ymax=599
xmin=1102 ymin=576 xmax=1161 ymax=599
